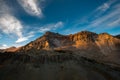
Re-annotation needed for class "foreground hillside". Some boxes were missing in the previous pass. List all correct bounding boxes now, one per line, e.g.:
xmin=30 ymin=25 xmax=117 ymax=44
xmin=0 ymin=52 xmax=120 ymax=80
xmin=0 ymin=31 xmax=120 ymax=80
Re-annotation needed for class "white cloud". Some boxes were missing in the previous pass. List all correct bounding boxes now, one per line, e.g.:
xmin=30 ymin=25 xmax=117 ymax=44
xmin=87 ymin=0 xmax=117 ymax=19
xmin=0 ymin=14 xmax=34 ymax=43
xmin=18 ymin=0 xmax=43 ymax=17
xmin=0 ymin=44 xmax=9 ymax=49
xmin=0 ymin=14 xmax=23 ymax=38
xmin=0 ymin=0 xmax=33 ymax=43
xmin=97 ymin=0 xmax=116 ymax=11
xmin=108 ymin=18 xmax=120 ymax=27
xmin=0 ymin=34 xmax=2 ymax=39
xmin=16 ymin=34 xmax=34 ymax=43
xmin=16 ymin=37 xmax=27 ymax=43
xmin=79 ymin=1 xmax=120 ymax=31
xmin=54 ymin=22 xmax=63 ymax=28
xmin=39 ymin=27 xmax=51 ymax=33
xmin=90 ymin=8 xmax=120 ymax=27
xmin=0 ymin=0 xmax=23 ymax=39
xmin=72 ymin=0 xmax=118 ymax=31
xmin=39 ymin=21 xmax=64 ymax=33
xmin=91 ymin=0 xmax=119 ymax=28
xmin=97 ymin=3 xmax=110 ymax=11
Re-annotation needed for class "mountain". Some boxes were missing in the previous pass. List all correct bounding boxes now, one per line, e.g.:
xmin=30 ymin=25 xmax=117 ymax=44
xmin=20 ymin=31 xmax=69 ymax=51
xmin=19 ymin=31 xmax=120 ymax=51
xmin=16 ymin=31 xmax=120 ymax=66
xmin=0 ymin=46 xmax=20 ymax=53
xmin=19 ymin=31 xmax=98 ymax=51
xmin=1 ymin=31 xmax=120 ymax=80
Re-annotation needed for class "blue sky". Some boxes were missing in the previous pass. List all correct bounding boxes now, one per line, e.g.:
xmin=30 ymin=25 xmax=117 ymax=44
xmin=0 ymin=0 xmax=120 ymax=49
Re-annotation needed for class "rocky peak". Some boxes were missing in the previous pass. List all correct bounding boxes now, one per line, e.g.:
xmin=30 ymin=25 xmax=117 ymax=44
xmin=44 ymin=31 xmax=57 ymax=35
xmin=20 ymin=32 xmax=67 ymax=51
xmin=69 ymin=31 xmax=98 ymax=42
xmin=98 ymin=33 xmax=113 ymax=38
xmin=78 ymin=30 xmax=96 ymax=34
xmin=44 ymin=31 xmax=62 ymax=37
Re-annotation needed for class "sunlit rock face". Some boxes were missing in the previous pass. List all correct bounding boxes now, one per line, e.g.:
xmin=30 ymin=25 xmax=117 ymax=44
xmin=19 ymin=31 xmax=71 ymax=51
xmin=18 ymin=31 xmax=98 ymax=50
xmin=69 ymin=31 xmax=98 ymax=49
xmin=18 ymin=31 xmax=120 ymax=53
xmin=96 ymin=33 xmax=120 ymax=54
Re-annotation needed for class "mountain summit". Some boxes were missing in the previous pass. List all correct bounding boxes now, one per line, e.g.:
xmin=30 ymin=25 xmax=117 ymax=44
xmin=19 ymin=31 xmax=120 ymax=51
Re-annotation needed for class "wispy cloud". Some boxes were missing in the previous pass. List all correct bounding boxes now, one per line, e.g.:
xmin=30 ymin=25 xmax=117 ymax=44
xmin=18 ymin=0 xmax=43 ymax=17
xmin=90 ymin=0 xmax=117 ymax=20
xmin=89 ymin=7 xmax=120 ymax=27
xmin=0 ymin=34 xmax=2 ymax=39
xmin=72 ymin=0 xmax=117 ymax=29
xmin=77 ymin=0 xmax=120 ymax=31
xmin=0 ymin=14 xmax=23 ymax=38
xmin=16 ymin=21 xmax=64 ymax=43
xmin=39 ymin=21 xmax=64 ymax=33
xmin=0 ymin=0 xmax=33 ymax=43
xmin=15 ymin=34 xmax=34 ymax=43
xmin=108 ymin=18 xmax=120 ymax=27
xmin=16 ymin=30 xmax=35 ymax=43
xmin=96 ymin=0 xmax=116 ymax=12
